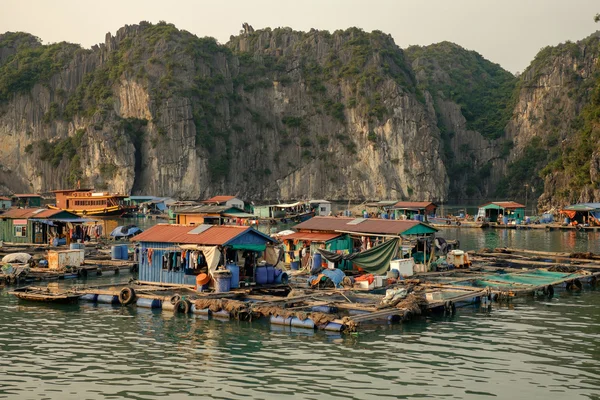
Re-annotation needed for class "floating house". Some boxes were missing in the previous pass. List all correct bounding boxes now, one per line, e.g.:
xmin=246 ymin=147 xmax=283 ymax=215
xmin=560 ymin=203 xmax=600 ymax=225
xmin=201 ymin=195 xmax=244 ymax=210
xmin=0 ymin=196 xmax=11 ymax=211
xmin=174 ymin=205 xmax=255 ymax=225
xmin=11 ymin=194 xmax=42 ymax=208
xmin=124 ymin=195 xmax=161 ymax=207
xmin=477 ymin=201 xmax=525 ymax=223
xmin=280 ymin=216 xmax=438 ymax=266
xmin=0 ymin=208 xmax=86 ymax=244
xmin=390 ymin=201 xmax=437 ymax=221
xmin=132 ymin=224 xmax=278 ymax=286
xmin=253 ymin=201 xmax=314 ymax=222
xmin=309 ymin=200 xmax=332 ymax=216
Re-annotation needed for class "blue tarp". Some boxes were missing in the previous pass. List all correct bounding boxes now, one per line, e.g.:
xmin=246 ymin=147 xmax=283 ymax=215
xmin=110 ymin=226 xmax=142 ymax=238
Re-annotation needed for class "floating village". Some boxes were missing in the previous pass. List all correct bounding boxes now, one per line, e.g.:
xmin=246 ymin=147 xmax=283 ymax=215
xmin=2 ymin=189 xmax=600 ymax=334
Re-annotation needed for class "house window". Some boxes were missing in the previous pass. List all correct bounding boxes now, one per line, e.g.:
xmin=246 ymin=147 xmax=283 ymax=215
xmin=14 ymin=225 xmax=27 ymax=237
xmin=320 ymin=207 xmax=327 ymax=212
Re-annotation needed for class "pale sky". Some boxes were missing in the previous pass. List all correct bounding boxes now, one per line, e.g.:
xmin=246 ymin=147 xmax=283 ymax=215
xmin=1 ymin=0 xmax=599 ymax=73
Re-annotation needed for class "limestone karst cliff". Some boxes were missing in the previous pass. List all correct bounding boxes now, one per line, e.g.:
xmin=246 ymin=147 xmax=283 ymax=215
xmin=1 ymin=23 xmax=599 ymax=209
xmin=0 ymin=23 xmax=448 ymax=201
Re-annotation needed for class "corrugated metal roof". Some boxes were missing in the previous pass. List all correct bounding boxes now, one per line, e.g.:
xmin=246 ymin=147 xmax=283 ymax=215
xmin=1 ymin=208 xmax=67 ymax=219
xmin=562 ymin=203 xmax=600 ymax=211
xmin=174 ymin=205 xmax=240 ymax=214
xmin=0 ymin=196 xmax=11 ymax=201
xmin=132 ymin=224 xmax=268 ymax=245
xmin=393 ymin=201 xmax=436 ymax=209
xmin=278 ymin=232 xmax=342 ymax=242
xmin=202 ymin=195 xmax=236 ymax=203
xmin=12 ymin=194 xmax=42 ymax=198
xmin=292 ymin=216 xmax=429 ymax=235
xmin=480 ymin=201 xmax=525 ymax=209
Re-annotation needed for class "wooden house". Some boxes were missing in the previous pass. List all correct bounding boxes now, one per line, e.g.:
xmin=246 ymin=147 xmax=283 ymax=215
xmin=11 ymin=194 xmax=42 ymax=207
xmin=477 ymin=201 xmax=525 ymax=223
xmin=173 ymin=204 xmax=255 ymax=225
xmin=560 ymin=203 xmax=600 ymax=225
xmin=201 ymin=195 xmax=244 ymax=210
xmin=132 ymin=224 xmax=277 ymax=286
xmin=281 ymin=216 xmax=438 ymax=267
xmin=0 ymin=196 xmax=11 ymax=211
xmin=0 ymin=208 xmax=84 ymax=244
xmin=390 ymin=201 xmax=437 ymax=221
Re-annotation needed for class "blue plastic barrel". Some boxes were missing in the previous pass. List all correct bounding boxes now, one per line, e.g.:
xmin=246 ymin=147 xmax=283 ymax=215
xmin=311 ymin=305 xmax=337 ymax=313
xmin=120 ymin=245 xmax=129 ymax=260
xmin=97 ymin=294 xmax=119 ymax=304
xmin=274 ymin=272 xmax=288 ymax=284
xmin=111 ymin=246 xmax=120 ymax=260
xmin=313 ymin=253 xmax=322 ymax=271
xmin=290 ymin=261 xmax=299 ymax=270
xmin=290 ymin=317 xmax=315 ymax=329
xmin=255 ymin=265 xmax=268 ymax=285
xmin=266 ymin=265 xmax=275 ymax=284
xmin=52 ymin=238 xmax=59 ymax=247
xmin=270 ymin=315 xmax=292 ymax=326
xmin=226 ymin=264 xmax=240 ymax=289
xmin=503 ymin=217 xmax=508 ymax=224
xmin=136 ymin=298 xmax=161 ymax=308
xmin=80 ymin=294 xmax=98 ymax=302
xmin=213 ymin=271 xmax=232 ymax=293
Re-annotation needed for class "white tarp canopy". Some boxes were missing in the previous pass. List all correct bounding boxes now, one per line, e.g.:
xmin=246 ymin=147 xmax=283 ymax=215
xmin=274 ymin=202 xmax=305 ymax=208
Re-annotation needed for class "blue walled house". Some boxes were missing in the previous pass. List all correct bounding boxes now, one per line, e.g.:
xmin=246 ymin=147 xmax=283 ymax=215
xmin=132 ymin=224 xmax=277 ymax=286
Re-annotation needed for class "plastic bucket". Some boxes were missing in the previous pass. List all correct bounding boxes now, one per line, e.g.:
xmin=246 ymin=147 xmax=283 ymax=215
xmin=213 ymin=271 xmax=232 ymax=293
xmin=290 ymin=261 xmax=299 ymax=270
xmin=226 ymin=264 xmax=240 ymax=289
xmin=266 ymin=265 xmax=275 ymax=284
xmin=255 ymin=266 xmax=268 ymax=285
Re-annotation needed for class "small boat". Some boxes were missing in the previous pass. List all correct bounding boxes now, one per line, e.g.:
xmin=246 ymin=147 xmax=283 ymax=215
xmin=9 ymin=286 xmax=83 ymax=303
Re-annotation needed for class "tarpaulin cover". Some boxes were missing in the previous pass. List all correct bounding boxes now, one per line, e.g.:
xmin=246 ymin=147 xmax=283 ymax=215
xmin=179 ymin=245 xmax=221 ymax=274
xmin=560 ymin=210 xmax=576 ymax=219
xmin=110 ymin=226 xmax=143 ymax=238
xmin=318 ymin=238 xmax=399 ymax=275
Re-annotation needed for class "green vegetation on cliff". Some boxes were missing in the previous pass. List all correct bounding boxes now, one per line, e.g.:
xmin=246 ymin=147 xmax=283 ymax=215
xmin=406 ymin=42 xmax=518 ymax=140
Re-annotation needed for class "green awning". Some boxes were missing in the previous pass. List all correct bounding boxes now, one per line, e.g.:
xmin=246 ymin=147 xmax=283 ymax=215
xmin=403 ymin=224 xmax=437 ymax=235
xmin=228 ymin=244 xmax=266 ymax=251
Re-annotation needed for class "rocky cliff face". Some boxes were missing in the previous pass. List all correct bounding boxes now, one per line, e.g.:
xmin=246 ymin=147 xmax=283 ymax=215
xmin=405 ymin=42 xmax=518 ymax=202
xmin=0 ymin=23 xmax=448 ymax=201
xmin=1 ymin=23 xmax=598 ymax=208
xmin=503 ymin=33 xmax=600 ymax=209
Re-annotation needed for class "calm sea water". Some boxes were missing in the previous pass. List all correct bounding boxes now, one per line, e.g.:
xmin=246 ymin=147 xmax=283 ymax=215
xmin=2 ymin=222 xmax=599 ymax=399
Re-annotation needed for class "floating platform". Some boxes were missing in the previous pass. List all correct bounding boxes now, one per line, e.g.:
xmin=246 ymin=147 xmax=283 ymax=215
xmin=8 ymin=248 xmax=600 ymax=334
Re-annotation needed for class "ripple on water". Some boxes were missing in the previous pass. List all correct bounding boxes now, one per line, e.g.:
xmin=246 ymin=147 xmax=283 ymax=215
xmin=1 ymin=289 xmax=600 ymax=399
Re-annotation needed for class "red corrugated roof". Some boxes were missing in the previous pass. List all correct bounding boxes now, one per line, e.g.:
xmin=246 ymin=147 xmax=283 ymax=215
xmin=293 ymin=216 xmax=422 ymax=235
xmin=481 ymin=201 xmax=525 ymax=209
xmin=0 ymin=196 xmax=10 ymax=201
xmin=202 ymin=195 xmax=236 ymax=203
xmin=278 ymin=232 xmax=342 ymax=242
xmin=393 ymin=201 xmax=436 ymax=208
xmin=132 ymin=224 xmax=253 ymax=245
xmin=1 ymin=208 xmax=64 ymax=219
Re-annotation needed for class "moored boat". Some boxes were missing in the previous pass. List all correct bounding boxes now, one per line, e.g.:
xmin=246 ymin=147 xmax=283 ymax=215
xmin=49 ymin=188 xmax=132 ymax=217
xmin=9 ymin=286 xmax=83 ymax=303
